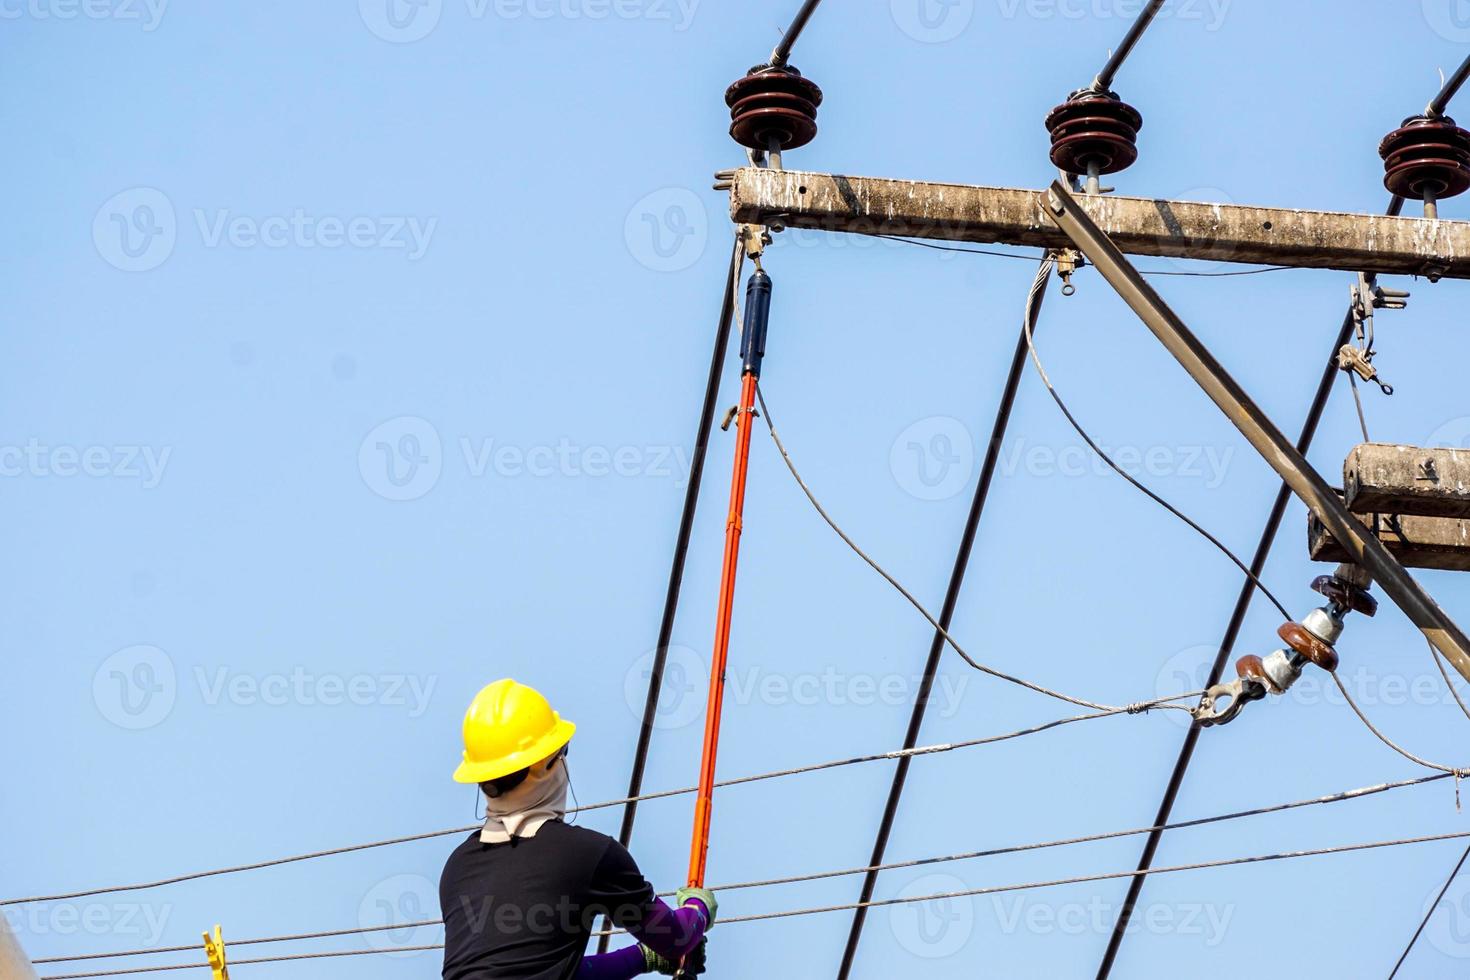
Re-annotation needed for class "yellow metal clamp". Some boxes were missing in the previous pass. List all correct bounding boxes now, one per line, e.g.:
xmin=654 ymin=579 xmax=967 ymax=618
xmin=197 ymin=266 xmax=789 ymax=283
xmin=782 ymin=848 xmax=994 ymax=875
xmin=203 ymin=925 xmax=229 ymax=980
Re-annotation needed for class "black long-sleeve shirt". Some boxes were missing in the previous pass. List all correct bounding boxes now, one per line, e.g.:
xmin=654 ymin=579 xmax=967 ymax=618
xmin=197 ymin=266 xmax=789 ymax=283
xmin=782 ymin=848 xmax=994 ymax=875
xmin=440 ymin=821 xmax=700 ymax=980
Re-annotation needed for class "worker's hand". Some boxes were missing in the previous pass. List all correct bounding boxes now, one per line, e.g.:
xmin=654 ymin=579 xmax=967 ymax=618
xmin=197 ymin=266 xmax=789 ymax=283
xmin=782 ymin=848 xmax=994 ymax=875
xmin=642 ymin=938 xmax=706 ymax=976
xmin=675 ymin=886 xmax=718 ymax=927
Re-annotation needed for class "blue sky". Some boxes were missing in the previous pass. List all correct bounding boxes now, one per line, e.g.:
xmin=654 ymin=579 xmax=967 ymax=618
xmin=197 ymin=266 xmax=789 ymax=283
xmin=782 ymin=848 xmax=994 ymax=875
xmin=7 ymin=1 xmax=1470 ymax=976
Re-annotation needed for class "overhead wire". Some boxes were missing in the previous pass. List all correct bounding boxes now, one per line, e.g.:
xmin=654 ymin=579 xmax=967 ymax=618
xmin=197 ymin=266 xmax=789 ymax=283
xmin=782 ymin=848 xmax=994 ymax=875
xmin=871 ymin=233 xmax=1299 ymax=278
xmin=1092 ymin=0 xmax=1166 ymax=92
xmin=1018 ymin=253 xmax=1294 ymax=622
xmin=37 ymin=772 xmax=1453 ymax=969
xmin=768 ymin=0 xmax=823 ymax=67
xmin=1093 ymin=197 xmax=1421 ymax=979
xmin=38 ymin=825 xmax=1470 ymax=980
xmin=2 ymin=702 xmax=1206 ymax=909
xmin=754 ymin=381 xmax=1198 ymax=717
xmin=1331 ymin=673 xmax=1470 ymax=777
xmin=827 ymin=249 xmax=1058 ymax=975
xmin=1427 ymin=638 xmax=1470 ymax=724
xmin=1388 ymin=841 xmax=1470 ymax=978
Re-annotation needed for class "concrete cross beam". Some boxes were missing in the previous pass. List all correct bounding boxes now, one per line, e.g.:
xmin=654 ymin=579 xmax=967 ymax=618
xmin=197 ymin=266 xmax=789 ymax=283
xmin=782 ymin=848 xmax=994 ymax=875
xmin=728 ymin=168 xmax=1470 ymax=279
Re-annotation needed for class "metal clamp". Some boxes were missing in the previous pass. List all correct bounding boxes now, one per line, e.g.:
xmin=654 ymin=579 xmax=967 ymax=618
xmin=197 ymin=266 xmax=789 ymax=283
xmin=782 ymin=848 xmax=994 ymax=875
xmin=1337 ymin=344 xmax=1393 ymax=395
xmin=1056 ymin=249 xmax=1084 ymax=296
xmin=1196 ymin=676 xmax=1267 ymax=727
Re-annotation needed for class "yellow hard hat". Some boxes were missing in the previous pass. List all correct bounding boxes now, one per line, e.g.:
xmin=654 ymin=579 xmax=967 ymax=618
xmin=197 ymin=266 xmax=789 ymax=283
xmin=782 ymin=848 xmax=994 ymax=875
xmin=453 ymin=679 xmax=576 ymax=784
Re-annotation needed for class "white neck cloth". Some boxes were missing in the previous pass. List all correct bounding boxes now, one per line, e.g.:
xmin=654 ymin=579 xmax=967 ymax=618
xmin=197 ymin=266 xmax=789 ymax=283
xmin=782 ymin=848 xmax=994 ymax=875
xmin=479 ymin=756 xmax=569 ymax=844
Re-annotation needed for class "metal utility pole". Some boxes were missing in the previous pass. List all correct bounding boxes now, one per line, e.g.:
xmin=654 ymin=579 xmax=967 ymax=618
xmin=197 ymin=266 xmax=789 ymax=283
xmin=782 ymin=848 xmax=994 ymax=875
xmin=0 ymin=916 xmax=38 ymax=980
xmin=1041 ymin=180 xmax=1470 ymax=683
xmin=1090 ymin=237 xmax=1395 ymax=977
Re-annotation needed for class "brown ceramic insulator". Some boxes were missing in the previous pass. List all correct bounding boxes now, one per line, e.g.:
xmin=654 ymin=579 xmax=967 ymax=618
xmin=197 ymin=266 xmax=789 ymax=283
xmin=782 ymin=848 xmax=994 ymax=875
xmin=1278 ymin=621 xmax=1340 ymax=672
xmin=1044 ymin=92 xmax=1143 ymax=176
xmin=1310 ymin=575 xmax=1379 ymax=618
xmin=1236 ymin=654 xmax=1270 ymax=686
xmin=725 ymin=66 xmax=823 ymax=151
xmin=1379 ymin=115 xmax=1470 ymax=200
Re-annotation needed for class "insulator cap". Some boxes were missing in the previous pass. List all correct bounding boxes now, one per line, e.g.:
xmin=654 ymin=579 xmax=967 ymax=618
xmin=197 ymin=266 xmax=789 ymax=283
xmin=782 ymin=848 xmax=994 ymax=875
xmin=1045 ymin=90 xmax=1143 ymax=176
xmin=1379 ymin=114 xmax=1470 ymax=201
xmin=1311 ymin=574 xmax=1378 ymax=617
xmin=1278 ymin=621 xmax=1339 ymax=673
xmin=1236 ymin=654 xmax=1270 ymax=686
xmin=725 ymin=64 xmax=823 ymax=152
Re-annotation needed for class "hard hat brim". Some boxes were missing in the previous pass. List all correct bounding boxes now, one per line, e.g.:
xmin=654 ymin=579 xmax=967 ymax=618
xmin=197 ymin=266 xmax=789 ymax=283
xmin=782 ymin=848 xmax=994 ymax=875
xmin=452 ymin=718 xmax=575 ymax=784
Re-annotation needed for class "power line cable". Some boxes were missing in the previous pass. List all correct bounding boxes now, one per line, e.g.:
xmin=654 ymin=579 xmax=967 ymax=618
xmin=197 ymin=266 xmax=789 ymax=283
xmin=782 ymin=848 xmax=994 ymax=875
xmin=1095 ymin=196 xmax=1409 ymax=980
xmin=871 ymin=234 xmax=1298 ymax=278
xmin=38 ymin=771 xmax=1450 ymax=968
xmin=754 ymin=381 xmax=1197 ymax=718
xmin=823 ymin=251 xmax=1059 ymax=976
xmin=39 ymin=826 xmax=1470 ymax=980
xmin=1388 ymin=841 xmax=1470 ymax=978
xmin=1332 ymin=673 xmax=1470 ymax=776
xmin=769 ymin=0 xmax=824 ymax=67
xmin=1019 ymin=254 xmax=1293 ymax=621
xmin=1093 ymin=0 xmax=1166 ymax=92
xmin=2 ymin=702 xmax=1201 ymax=909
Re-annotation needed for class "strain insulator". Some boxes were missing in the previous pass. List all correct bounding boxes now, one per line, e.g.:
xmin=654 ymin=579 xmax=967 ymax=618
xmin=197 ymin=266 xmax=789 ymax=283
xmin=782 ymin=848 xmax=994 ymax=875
xmin=1379 ymin=115 xmax=1470 ymax=208
xmin=1045 ymin=89 xmax=1143 ymax=179
xmin=725 ymin=64 xmax=823 ymax=152
xmin=1311 ymin=574 xmax=1378 ymax=618
xmin=1278 ymin=621 xmax=1339 ymax=673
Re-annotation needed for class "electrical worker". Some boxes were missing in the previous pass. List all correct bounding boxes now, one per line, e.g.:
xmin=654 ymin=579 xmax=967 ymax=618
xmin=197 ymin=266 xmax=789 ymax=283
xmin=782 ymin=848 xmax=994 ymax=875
xmin=441 ymin=679 xmax=715 ymax=980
